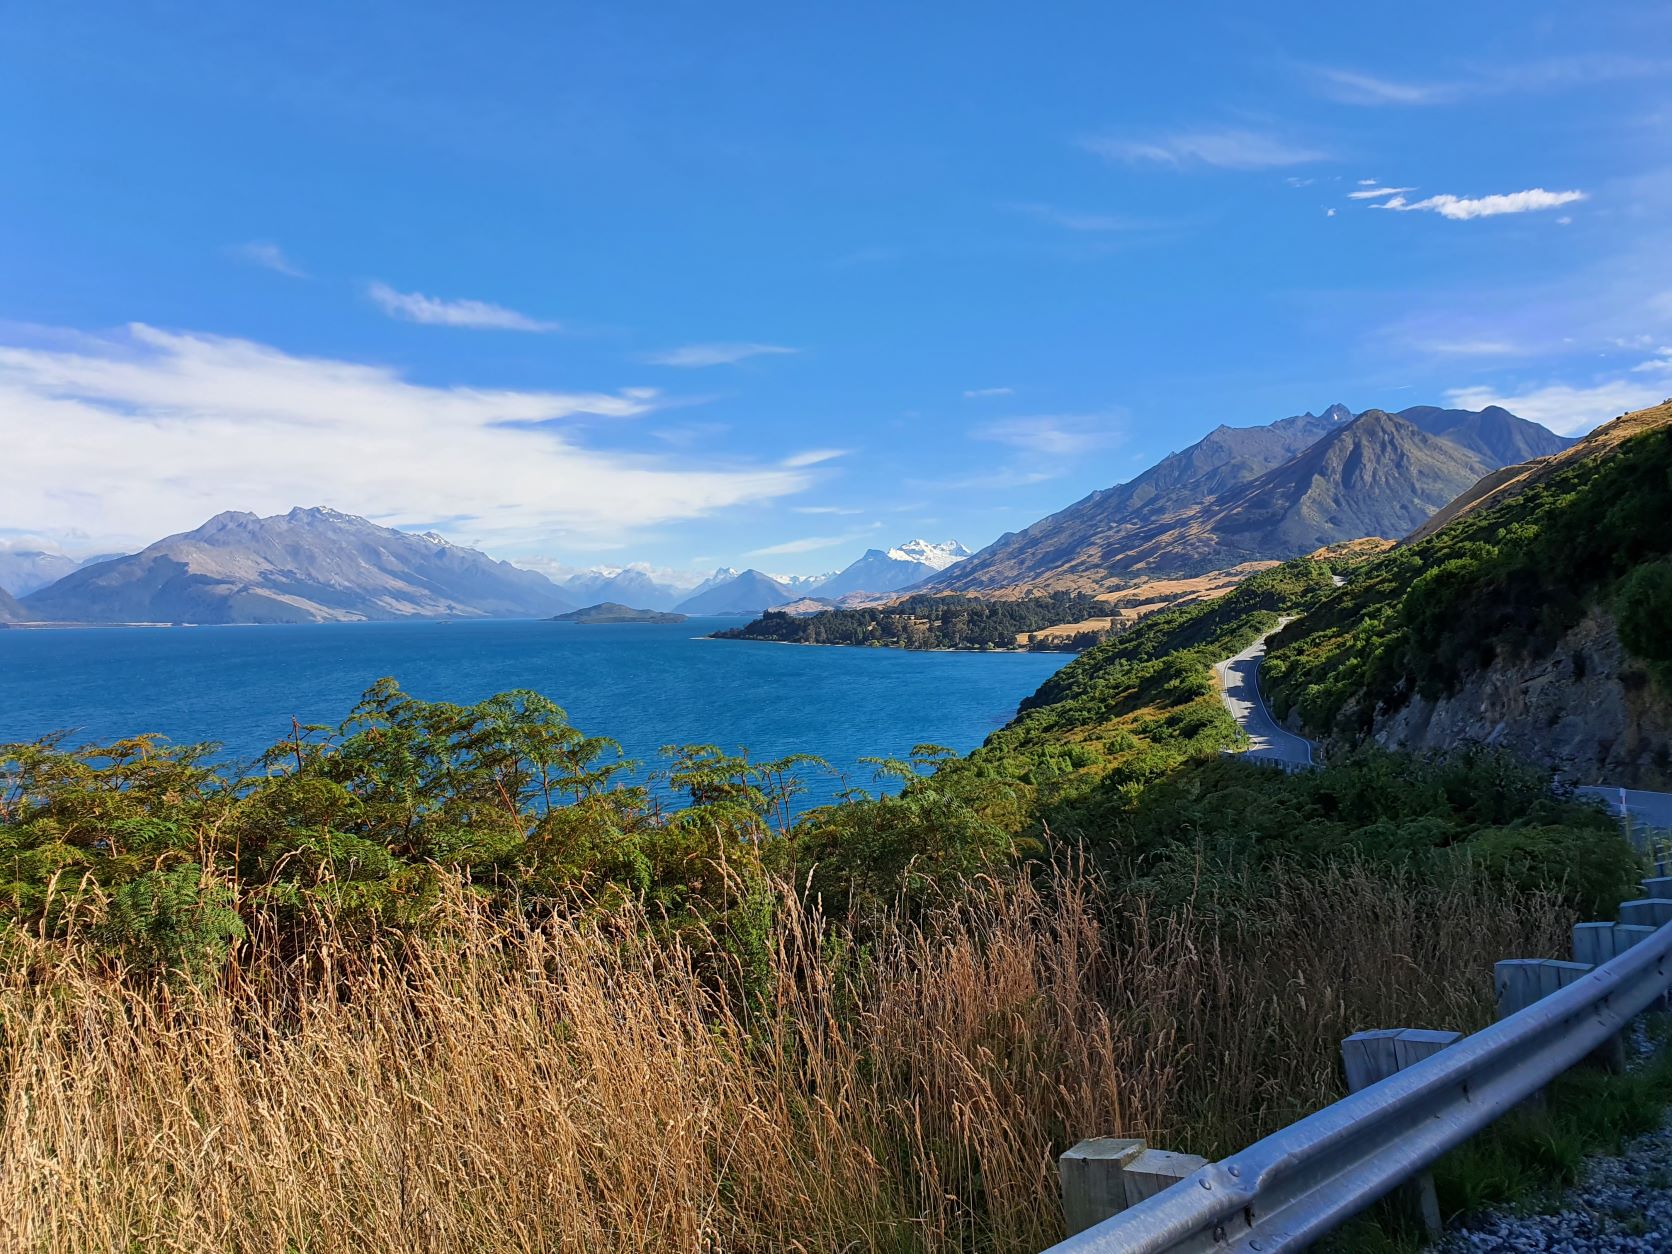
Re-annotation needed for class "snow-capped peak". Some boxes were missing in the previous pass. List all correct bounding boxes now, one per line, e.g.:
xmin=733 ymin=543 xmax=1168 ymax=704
xmin=884 ymin=539 xmax=971 ymax=570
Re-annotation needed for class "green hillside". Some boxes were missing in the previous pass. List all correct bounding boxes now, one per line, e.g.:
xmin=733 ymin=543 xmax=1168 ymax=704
xmin=1262 ymin=405 xmax=1672 ymax=746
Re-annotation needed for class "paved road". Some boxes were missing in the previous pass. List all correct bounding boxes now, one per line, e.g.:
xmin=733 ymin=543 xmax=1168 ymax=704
xmin=1213 ymin=617 xmax=1318 ymax=768
xmin=1577 ymin=786 xmax=1672 ymax=834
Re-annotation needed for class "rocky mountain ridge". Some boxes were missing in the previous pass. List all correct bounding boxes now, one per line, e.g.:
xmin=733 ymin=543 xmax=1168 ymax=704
xmin=929 ymin=403 xmax=1569 ymax=595
xmin=22 ymin=507 xmax=577 ymax=624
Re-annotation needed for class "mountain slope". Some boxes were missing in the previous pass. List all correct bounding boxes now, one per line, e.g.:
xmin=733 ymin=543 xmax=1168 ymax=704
xmin=931 ymin=402 xmax=1563 ymax=596
xmin=931 ymin=405 xmax=1352 ymax=595
xmin=945 ymin=409 xmax=1504 ymax=592
xmin=0 ymin=586 xmax=29 ymax=623
xmin=1395 ymin=404 xmax=1574 ymax=466
xmin=1108 ymin=411 xmax=1494 ymax=574
xmin=0 ymin=549 xmax=86 ymax=597
xmin=672 ymin=569 xmax=795 ymax=615
xmin=818 ymin=539 xmax=970 ymax=597
xmin=1264 ymin=400 xmax=1672 ymax=786
xmin=23 ymin=507 xmax=577 ymax=624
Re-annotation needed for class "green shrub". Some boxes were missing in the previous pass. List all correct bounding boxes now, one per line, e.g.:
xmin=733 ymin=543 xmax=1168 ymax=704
xmin=98 ymin=862 xmax=245 ymax=985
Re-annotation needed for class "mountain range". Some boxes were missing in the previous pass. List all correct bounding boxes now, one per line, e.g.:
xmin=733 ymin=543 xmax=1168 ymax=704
xmin=0 ymin=548 xmax=117 ymax=597
xmin=672 ymin=569 xmax=799 ymax=615
xmin=4 ymin=401 xmax=1572 ymax=626
xmin=21 ymin=507 xmax=577 ymax=624
xmin=815 ymin=539 xmax=971 ymax=599
xmin=928 ymin=403 xmax=1571 ymax=594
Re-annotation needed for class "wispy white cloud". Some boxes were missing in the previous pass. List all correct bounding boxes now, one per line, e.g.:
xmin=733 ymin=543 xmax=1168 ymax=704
xmin=911 ymin=468 xmax=1058 ymax=491
xmin=641 ymin=343 xmax=799 ymax=368
xmin=972 ymin=413 xmax=1123 ymax=457
xmin=1080 ymin=128 xmax=1326 ymax=171
xmin=1313 ymin=68 xmax=1457 ymax=106
xmin=366 ymin=281 xmax=560 ymax=331
xmin=1347 ymin=185 xmax=1416 ymax=200
xmin=1007 ymin=202 xmax=1141 ymax=232
xmin=1312 ymin=56 xmax=1668 ymax=106
xmin=0 ymin=324 xmax=810 ymax=553
xmin=793 ymin=505 xmax=864 ymax=516
xmin=1417 ymin=338 xmax=1527 ymax=357
xmin=781 ymin=448 xmax=849 ymax=468
xmin=963 ymin=386 xmax=1015 ymax=399
xmin=1446 ymin=353 xmax=1672 ymax=436
xmin=1371 ymin=188 xmax=1587 ymax=220
xmin=1631 ymin=346 xmax=1672 ymax=374
xmin=230 ymin=241 xmax=307 ymax=278
xmin=746 ymin=524 xmax=881 ymax=557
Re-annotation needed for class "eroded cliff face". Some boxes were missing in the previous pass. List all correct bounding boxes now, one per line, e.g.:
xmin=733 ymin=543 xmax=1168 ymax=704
xmin=1363 ymin=609 xmax=1672 ymax=788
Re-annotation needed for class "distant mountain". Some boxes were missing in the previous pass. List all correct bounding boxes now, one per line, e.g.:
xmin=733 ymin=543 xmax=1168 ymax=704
xmin=672 ymin=569 xmax=795 ymax=615
xmin=930 ymin=404 xmax=1355 ymax=593
xmin=1395 ymin=404 xmax=1574 ymax=466
xmin=0 ymin=585 xmax=28 ymax=623
xmin=560 ymin=566 xmax=687 ymax=611
xmin=0 ymin=548 xmax=120 ymax=597
xmin=1101 ymin=411 xmax=1493 ymax=575
xmin=930 ymin=402 xmax=1561 ymax=594
xmin=817 ymin=539 xmax=971 ymax=598
xmin=553 ymin=602 xmax=686 ymax=624
xmin=683 ymin=567 xmax=741 ymax=600
xmin=776 ymin=571 xmax=839 ymax=592
xmin=22 ymin=507 xmax=578 ymax=624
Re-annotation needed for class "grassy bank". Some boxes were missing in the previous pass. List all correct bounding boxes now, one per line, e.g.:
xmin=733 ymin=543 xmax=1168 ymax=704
xmin=0 ymin=859 xmax=1569 ymax=1252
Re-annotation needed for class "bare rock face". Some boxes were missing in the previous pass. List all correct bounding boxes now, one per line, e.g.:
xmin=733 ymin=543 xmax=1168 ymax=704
xmin=1369 ymin=609 xmax=1672 ymax=788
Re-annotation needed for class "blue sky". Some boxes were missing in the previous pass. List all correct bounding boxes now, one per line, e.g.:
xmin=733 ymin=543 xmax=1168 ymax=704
xmin=2 ymin=2 xmax=1669 ymax=577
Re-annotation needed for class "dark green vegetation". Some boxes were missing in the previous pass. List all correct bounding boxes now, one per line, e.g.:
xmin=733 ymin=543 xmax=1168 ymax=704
xmin=4 ymin=543 xmax=1636 ymax=986
xmin=712 ymin=590 xmax=1116 ymax=650
xmin=916 ymin=557 xmax=1634 ymax=915
xmin=553 ymin=601 xmax=687 ymax=624
xmin=1264 ymin=419 xmax=1672 ymax=739
xmin=0 ymin=518 xmax=1650 ymax=1250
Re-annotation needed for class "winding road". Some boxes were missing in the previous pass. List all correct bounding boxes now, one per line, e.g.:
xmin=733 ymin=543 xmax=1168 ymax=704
xmin=1212 ymin=616 xmax=1317 ymax=769
xmin=1213 ymin=613 xmax=1672 ymax=832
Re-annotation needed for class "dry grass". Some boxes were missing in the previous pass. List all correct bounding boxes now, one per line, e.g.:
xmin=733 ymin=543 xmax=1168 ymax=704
xmin=0 ymin=861 xmax=1571 ymax=1253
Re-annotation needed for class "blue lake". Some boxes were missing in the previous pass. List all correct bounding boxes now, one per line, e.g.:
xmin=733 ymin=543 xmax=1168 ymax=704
xmin=0 ymin=619 xmax=1070 ymax=807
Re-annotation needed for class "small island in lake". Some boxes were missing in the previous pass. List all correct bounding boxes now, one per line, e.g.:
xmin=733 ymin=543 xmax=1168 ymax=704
xmin=552 ymin=602 xmax=688 ymax=625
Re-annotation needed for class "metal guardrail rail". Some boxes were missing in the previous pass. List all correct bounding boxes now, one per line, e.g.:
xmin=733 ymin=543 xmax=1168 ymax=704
xmin=1045 ymin=915 xmax=1672 ymax=1254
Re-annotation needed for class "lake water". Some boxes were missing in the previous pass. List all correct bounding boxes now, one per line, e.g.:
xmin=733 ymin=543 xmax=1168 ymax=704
xmin=0 ymin=619 xmax=1070 ymax=807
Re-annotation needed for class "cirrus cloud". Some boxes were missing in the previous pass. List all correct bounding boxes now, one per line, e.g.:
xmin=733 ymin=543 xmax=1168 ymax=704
xmin=229 ymin=241 xmax=307 ymax=278
xmin=0 ymin=324 xmax=811 ymax=553
xmin=1445 ymin=353 xmax=1672 ymax=436
xmin=1081 ymin=127 xmax=1327 ymax=171
xmin=366 ymin=281 xmax=561 ymax=331
xmin=641 ymin=343 xmax=799 ymax=368
xmin=1372 ymin=188 xmax=1587 ymax=220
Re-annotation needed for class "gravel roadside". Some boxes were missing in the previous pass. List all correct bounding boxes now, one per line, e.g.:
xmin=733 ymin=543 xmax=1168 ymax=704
xmin=1435 ymin=1025 xmax=1672 ymax=1253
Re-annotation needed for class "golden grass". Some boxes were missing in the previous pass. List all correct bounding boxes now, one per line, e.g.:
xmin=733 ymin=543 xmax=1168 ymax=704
xmin=0 ymin=862 xmax=1570 ymax=1252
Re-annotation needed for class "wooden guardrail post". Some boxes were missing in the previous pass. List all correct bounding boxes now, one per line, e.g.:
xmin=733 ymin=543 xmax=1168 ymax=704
xmin=1121 ymin=1149 xmax=1209 ymax=1207
xmin=1059 ymin=1138 xmax=1146 ymax=1236
xmin=1058 ymin=1138 xmax=1208 ymax=1235
xmin=1341 ymin=1028 xmax=1460 ymax=1236
xmin=1618 ymin=898 xmax=1672 ymax=928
